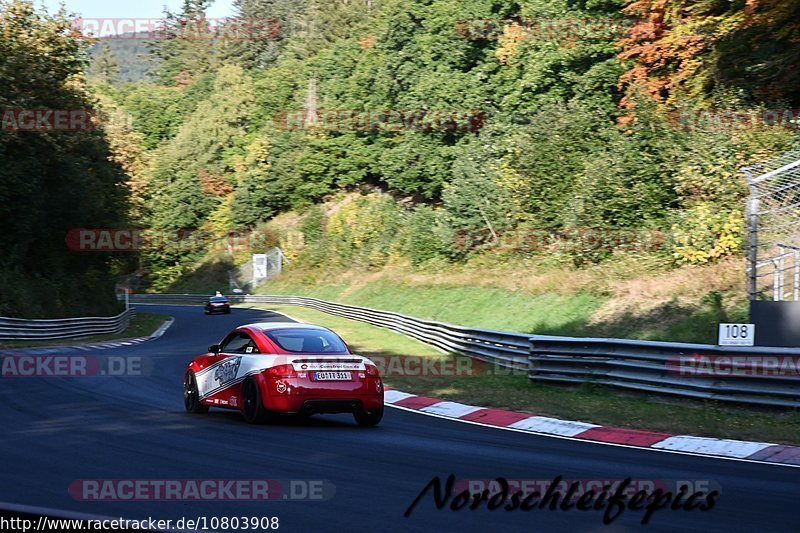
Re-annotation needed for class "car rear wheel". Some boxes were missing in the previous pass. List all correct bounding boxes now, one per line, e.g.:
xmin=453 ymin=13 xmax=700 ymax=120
xmin=354 ymin=406 xmax=383 ymax=427
xmin=242 ymin=377 xmax=267 ymax=423
xmin=184 ymin=371 xmax=209 ymax=414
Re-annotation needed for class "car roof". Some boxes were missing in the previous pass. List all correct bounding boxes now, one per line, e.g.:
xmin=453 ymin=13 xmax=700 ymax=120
xmin=242 ymin=322 xmax=331 ymax=332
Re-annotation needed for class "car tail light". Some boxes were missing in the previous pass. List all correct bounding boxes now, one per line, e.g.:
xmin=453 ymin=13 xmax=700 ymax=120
xmin=364 ymin=364 xmax=381 ymax=377
xmin=267 ymin=364 xmax=297 ymax=378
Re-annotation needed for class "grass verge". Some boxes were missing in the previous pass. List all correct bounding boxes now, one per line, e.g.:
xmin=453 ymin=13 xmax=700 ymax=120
xmin=255 ymin=304 xmax=800 ymax=445
xmin=259 ymin=279 xmax=606 ymax=334
xmin=256 ymin=270 xmax=742 ymax=344
xmin=0 ymin=312 xmax=170 ymax=349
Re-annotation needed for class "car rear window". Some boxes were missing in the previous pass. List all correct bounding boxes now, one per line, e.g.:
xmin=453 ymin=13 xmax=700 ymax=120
xmin=209 ymin=297 xmax=228 ymax=302
xmin=264 ymin=328 xmax=348 ymax=354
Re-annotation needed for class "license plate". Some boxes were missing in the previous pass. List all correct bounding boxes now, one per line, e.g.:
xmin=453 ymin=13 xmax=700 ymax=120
xmin=313 ymin=371 xmax=351 ymax=381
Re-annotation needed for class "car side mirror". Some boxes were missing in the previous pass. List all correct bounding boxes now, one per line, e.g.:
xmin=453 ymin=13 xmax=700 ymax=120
xmin=209 ymin=344 xmax=220 ymax=356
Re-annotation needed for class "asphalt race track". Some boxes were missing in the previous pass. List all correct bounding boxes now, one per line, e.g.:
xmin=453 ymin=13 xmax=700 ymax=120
xmin=1 ymin=305 xmax=797 ymax=532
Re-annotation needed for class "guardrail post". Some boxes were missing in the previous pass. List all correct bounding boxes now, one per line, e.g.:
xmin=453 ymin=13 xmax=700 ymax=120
xmin=528 ymin=338 xmax=538 ymax=378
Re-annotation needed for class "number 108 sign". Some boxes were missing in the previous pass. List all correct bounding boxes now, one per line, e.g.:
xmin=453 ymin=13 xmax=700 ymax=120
xmin=718 ymin=323 xmax=755 ymax=346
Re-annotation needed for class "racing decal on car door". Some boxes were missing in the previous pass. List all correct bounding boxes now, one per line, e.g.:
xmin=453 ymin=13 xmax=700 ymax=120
xmin=195 ymin=354 xmax=274 ymax=400
xmin=214 ymin=356 xmax=242 ymax=386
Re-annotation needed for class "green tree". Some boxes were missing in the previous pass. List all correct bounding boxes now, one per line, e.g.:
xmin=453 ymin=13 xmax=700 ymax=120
xmin=91 ymin=42 xmax=120 ymax=84
xmin=0 ymin=0 xmax=132 ymax=316
xmin=149 ymin=0 xmax=218 ymax=86
xmin=230 ymin=137 xmax=287 ymax=227
xmin=223 ymin=0 xmax=308 ymax=68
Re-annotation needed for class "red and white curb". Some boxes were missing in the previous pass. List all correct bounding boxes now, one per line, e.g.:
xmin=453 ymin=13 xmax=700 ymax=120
xmin=383 ymin=390 xmax=800 ymax=467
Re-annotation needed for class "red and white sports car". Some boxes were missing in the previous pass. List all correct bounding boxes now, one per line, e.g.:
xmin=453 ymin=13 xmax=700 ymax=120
xmin=183 ymin=322 xmax=384 ymax=426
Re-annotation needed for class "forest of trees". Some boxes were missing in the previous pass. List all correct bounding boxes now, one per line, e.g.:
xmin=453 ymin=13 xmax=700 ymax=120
xmin=0 ymin=1 xmax=133 ymax=316
xmin=2 ymin=0 xmax=799 ymax=309
xmin=89 ymin=39 xmax=154 ymax=83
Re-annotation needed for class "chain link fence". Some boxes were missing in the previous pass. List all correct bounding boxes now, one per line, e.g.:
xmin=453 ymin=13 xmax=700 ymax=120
xmin=744 ymin=148 xmax=800 ymax=301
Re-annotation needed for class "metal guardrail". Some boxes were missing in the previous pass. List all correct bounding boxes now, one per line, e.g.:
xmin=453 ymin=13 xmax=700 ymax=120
xmin=129 ymin=294 xmax=800 ymax=407
xmin=529 ymin=336 xmax=800 ymax=408
xmin=0 ymin=309 xmax=136 ymax=341
xmin=127 ymin=294 xmax=530 ymax=370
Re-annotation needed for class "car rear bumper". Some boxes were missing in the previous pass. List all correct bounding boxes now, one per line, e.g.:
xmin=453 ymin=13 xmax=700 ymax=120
xmin=254 ymin=370 xmax=384 ymax=414
xmin=300 ymin=399 xmax=365 ymax=415
xmin=267 ymin=393 xmax=383 ymax=414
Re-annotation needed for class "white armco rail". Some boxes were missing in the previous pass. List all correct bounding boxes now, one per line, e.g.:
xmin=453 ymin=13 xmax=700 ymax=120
xmin=0 ymin=309 xmax=136 ymax=341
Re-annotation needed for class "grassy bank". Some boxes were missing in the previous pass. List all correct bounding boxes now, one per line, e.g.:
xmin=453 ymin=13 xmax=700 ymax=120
xmin=0 ymin=312 xmax=169 ymax=349
xmin=262 ymin=279 xmax=605 ymax=334
xmin=255 ymin=303 xmax=800 ymax=445
xmin=251 ymin=255 xmax=747 ymax=344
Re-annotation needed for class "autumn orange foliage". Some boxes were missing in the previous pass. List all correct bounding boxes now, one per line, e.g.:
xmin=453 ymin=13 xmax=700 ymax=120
xmin=198 ymin=169 xmax=234 ymax=196
xmin=617 ymin=0 xmax=800 ymax=110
